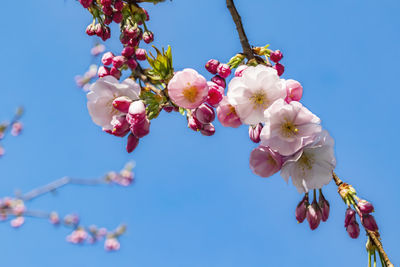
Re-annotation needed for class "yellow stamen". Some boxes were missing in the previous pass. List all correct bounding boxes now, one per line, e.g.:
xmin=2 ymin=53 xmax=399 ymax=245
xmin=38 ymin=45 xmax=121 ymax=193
xmin=249 ymin=90 xmax=269 ymax=109
xmin=182 ymin=86 xmax=199 ymax=103
xmin=281 ymin=121 xmax=299 ymax=137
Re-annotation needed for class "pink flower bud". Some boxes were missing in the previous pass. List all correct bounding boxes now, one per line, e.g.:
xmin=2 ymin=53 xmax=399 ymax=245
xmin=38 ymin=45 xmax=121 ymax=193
xmin=188 ymin=115 xmax=202 ymax=131
xmin=122 ymin=46 xmax=135 ymax=58
xmin=285 ymin=79 xmax=303 ymax=103
xmin=127 ymin=101 xmax=146 ymax=124
xmin=306 ymin=200 xmax=322 ymax=230
xmin=205 ymin=59 xmax=220 ymax=74
xmin=163 ymin=106 xmax=173 ymax=113
xmin=206 ymin=82 xmax=224 ymax=107
xmin=295 ymin=195 xmax=309 ymax=223
xmin=113 ymin=11 xmax=123 ymax=23
xmin=101 ymin=26 xmax=111 ymax=41
xmin=102 ymin=5 xmax=113 ymax=16
xmin=142 ymin=31 xmax=154 ymax=44
xmin=98 ymin=66 xmax=110 ymax=77
xmin=105 ymin=237 xmax=120 ymax=251
xmin=217 ymin=64 xmax=231 ymax=78
xmin=79 ymin=0 xmax=93 ymax=8
xmin=142 ymin=8 xmax=149 ymax=21
xmin=131 ymin=118 xmax=150 ymax=138
xmin=114 ymin=0 xmax=124 ymax=11
xmin=124 ymin=26 xmax=140 ymax=39
xmin=11 ymin=122 xmax=23 ymax=136
xmin=270 ymin=50 xmax=283 ymax=63
xmin=126 ymin=134 xmax=139 ymax=153
xmin=95 ymin=24 xmax=103 ymax=36
xmin=101 ymin=52 xmax=114 ymax=66
xmin=211 ymin=75 xmax=226 ymax=88
xmin=273 ymin=63 xmax=285 ymax=76
xmin=11 ymin=217 xmax=25 ymax=228
xmin=194 ymin=104 xmax=215 ymax=124
xmin=110 ymin=67 xmax=121 ymax=79
xmin=234 ymin=65 xmax=248 ymax=77
xmin=49 ymin=212 xmax=60 ymax=225
xmin=361 ymin=214 xmax=378 ymax=232
xmin=135 ymin=48 xmax=147 ymax=61
xmin=104 ymin=16 xmax=112 ymax=25
xmin=127 ymin=58 xmax=138 ymax=70
xmin=200 ymin=123 xmax=215 ymax=136
xmin=113 ymin=96 xmax=132 ymax=113
xmin=86 ymin=24 xmax=96 ymax=36
xmin=249 ymin=123 xmax=262 ymax=143
xmin=112 ymin=56 xmax=126 ymax=68
xmin=100 ymin=0 xmax=112 ymax=6
xmin=318 ymin=193 xmax=330 ymax=222
xmin=111 ymin=115 xmax=130 ymax=137
xmin=128 ymin=37 xmax=140 ymax=47
xmin=344 ymin=208 xmax=356 ymax=227
xmin=346 ymin=221 xmax=360 ymax=239
xmin=357 ymin=200 xmax=374 ymax=214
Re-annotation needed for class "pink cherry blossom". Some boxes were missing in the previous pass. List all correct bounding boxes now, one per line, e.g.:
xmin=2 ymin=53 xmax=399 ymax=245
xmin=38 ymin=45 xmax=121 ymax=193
xmin=261 ymin=99 xmax=321 ymax=156
xmin=67 ymin=228 xmax=88 ymax=244
xmin=280 ymin=130 xmax=336 ymax=193
xmin=104 ymin=237 xmax=120 ymax=251
xmin=10 ymin=216 xmax=24 ymax=228
xmin=87 ymin=76 xmax=140 ymax=131
xmin=285 ymin=79 xmax=303 ymax=103
xmin=227 ymin=65 xmax=286 ymax=125
xmin=167 ymin=69 xmax=209 ymax=109
xmin=216 ymin=96 xmax=242 ymax=128
xmin=249 ymin=146 xmax=282 ymax=178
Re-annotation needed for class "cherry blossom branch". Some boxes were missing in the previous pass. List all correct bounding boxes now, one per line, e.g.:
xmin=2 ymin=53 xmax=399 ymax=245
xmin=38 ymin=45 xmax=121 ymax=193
xmin=332 ymin=172 xmax=394 ymax=267
xmin=226 ymin=0 xmax=255 ymax=61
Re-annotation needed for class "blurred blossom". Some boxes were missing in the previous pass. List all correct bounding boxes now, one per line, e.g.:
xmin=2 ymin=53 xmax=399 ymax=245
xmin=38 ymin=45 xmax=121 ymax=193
xmin=91 ymin=43 xmax=106 ymax=56
xmin=104 ymin=237 xmax=120 ymax=251
xmin=67 ymin=228 xmax=88 ymax=244
xmin=10 ymin=216 xmax=25 ymax=228
xmin=75 ymin=64 xmax=98 ymax=91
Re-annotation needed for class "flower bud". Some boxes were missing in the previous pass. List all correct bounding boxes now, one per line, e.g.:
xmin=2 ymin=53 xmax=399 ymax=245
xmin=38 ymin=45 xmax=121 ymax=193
xmin=234 ymin=65 xmax=248 ymax=77
xmin=127 ymin=101 xmax=146 ymax=124
xmin=95 ymin=24 xmax=103 ymax=37
xmin=344 ymin=208 xmax=356 ymax=227
xmin=142 ymin=31 xmax=154 ymax=44
xmin=124 ymin=25 xmax=139 ymax=39
xmin=130 ymin=118 xmax=150 ymax=138
xmin=200 ymin=123 xmax=215 ymax=136
xmin=102 ymin=5 xmax=113 ymax=16
xmin=188 ymin=115 xmax=202 ymax=131
xmin=79 ymin=0 xmax=93 ymax=8
xmin=122 ymin=46 xmax=135 ymax=58
xmin=110 ymin=67 xmax=121 ymax=79
xmin=285 ymin=79 xmax=303 ymax=103
xmin=111 ymin=115 xmax=130 ymax=137
xmin=127 ymin=58 xmax=138 ymax=70
xmin=142 ymin=8 xmax=149 ymax=21
xmin=318 ymin=193 xmax=330 ymax=222
xmin=206 ymin=86 xmax=224 ymax=107
xmin=112 ymin=56 xmax=126 ymax=68
xmin=194 ymin=104 xmax=215 ymax=124
xmin=211 ymin=75 xmax=226 ymax=88
xmin=361 ymin=214 xmax=378 ymax=232
xmin=100 ymin=0 xmax=112 ymax=6
xmin=217 ymin=97 xmax=242 ymax=128
xmin=295 ymin=195 xmax=309 ymax=223
xmin=126 ymin=134 xmax=139 ymax=153
xmin=114 ymin=0 xmax=124 ymax=11
xmin=270 ymin=50 xmax=283 ymax=63
xmin=249 ymin=123 xmax=263 ymax=143
xmin=357 ymin=200 xmax=374 ymax=214
xmin=306 ymin=200 xmax=322 ymax=230
xmin=205 ymin=59 xmax=220 ymax=74
xmin=113 ymin=96 xmax=132 ymax=113
xmin=273 ymin=63 xmax=285 ymax=76
xmin=346 ymin=221 xmax=360 ymax=239
xmin=98 ymin=66 xmax=110 ymax=77
xmin=128 ymin=37 xmax=140 ymax=48
xmin=135 ymin=48 xmax=147 ymax=61
xmin=86 ymin=24 xmax=96 ymax=36
xmin=113 ymin=11 xmax=123 ymax=23
xmin=101 ymin=26 xmax=111 ymax=41
xmin=101 ymin=52 xmax=114 ymax=66
xmin=163 ymin=106 xmax=173 ymax=113
xmin=104 ymin=16 xmax=112 ymax=25
xmin=217 ymin=63 xmax=231 ymax=78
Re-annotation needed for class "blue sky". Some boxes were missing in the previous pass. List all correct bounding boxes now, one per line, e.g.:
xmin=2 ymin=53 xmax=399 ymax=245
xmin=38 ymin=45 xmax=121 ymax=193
xmin=0 ymin=0 xmax=399 ymax=266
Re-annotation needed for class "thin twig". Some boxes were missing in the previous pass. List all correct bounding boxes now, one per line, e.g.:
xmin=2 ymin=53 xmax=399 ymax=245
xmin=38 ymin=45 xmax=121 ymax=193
xmin=226 ymin=0 xmax=255 ymax=60
xmin=20 ymin=176 xmax=107 ymax=201
xmin=333 ymin=172 xmax=394 ymax=267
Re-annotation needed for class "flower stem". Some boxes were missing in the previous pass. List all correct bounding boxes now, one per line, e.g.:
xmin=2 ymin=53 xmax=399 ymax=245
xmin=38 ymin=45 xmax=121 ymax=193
xmin=332 ymin=172 xmax=394 ymax=267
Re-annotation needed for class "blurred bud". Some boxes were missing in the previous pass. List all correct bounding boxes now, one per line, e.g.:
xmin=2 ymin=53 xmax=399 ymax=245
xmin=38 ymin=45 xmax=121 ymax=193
xmin=205 ymin=59 xmax=220 ymax=74
xmin=104 ymin=16 xmax=112 ymax=25
xmin=346 ymin=221 xmax=360 ymax=239
xmin=102 ymin=5 xmax=113 ymax=16
xmin=273 ymin=63 xmax=285 ymax=76
xmin=105 ymin=237 xmax=120 ymax=251
xmin=361 ymin=214 xmax=378 ymax=232
xmin=102 ymin=52 xmax=115 ymax=66
xmin=249 ymin=123 xmax=263 ymax=143
xmin=200 ymin=123 xmax=215 ymax=136
xmin=306 ymin=199 xmax=322 ymax=230
xmin=113 ymin=11 xmax=123 ymax=23
xmin=122 ymin=46 xmax=135 ymax=58
xmin=211 ymin=75 xmax=226 ymax=88
xmin=114 ymin=0 xmax=124 ymax=11
xmin=295 ymin=194 xmax=309 ymax=223
xmin=127 ymin=58 xmax=138 ymax=70
xmin=79 ymin=0 xmax=93 ymax=8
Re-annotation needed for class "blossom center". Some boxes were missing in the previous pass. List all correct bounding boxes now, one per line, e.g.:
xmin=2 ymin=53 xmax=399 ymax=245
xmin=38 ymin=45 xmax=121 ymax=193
xmin=298 ymin=152 xmax=314 ymax=171
xmin=182 ymin=85 xmax=199 ymax=103
xmin=249 ymin=90 xmax=268 ymax=109
xmin=281 ymin=121 xmax=298 ymax=138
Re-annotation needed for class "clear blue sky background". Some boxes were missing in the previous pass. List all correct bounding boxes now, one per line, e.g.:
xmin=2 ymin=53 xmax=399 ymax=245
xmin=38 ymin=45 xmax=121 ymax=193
xmin=0 ymin=0 xmax=399 ymax=266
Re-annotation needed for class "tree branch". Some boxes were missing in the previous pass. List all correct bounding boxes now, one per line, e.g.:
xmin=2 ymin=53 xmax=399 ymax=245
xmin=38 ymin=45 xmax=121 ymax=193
xmin=333 ymin=172 xmax=394 ymax=267
xmin=226 ymin=0 xmax=255 ymax=61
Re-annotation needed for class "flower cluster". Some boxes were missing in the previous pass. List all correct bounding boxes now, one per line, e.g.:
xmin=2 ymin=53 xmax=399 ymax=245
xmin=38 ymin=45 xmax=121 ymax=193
xmin=0 ymin=107 xmax=24 ymax=158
